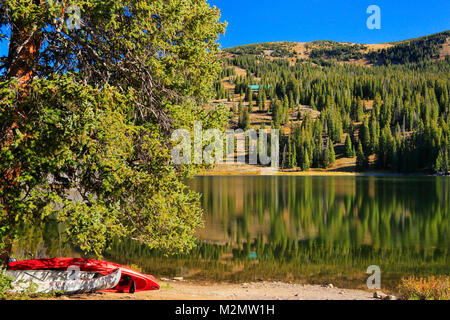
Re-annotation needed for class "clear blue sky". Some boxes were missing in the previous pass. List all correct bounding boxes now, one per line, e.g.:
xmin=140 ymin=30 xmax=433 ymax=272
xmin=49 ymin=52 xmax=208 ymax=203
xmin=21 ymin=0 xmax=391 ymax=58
xmin=1 ymin=1 xmax=449 ymax=55
xmin=209 ymin=0 xmax=450 ymax=48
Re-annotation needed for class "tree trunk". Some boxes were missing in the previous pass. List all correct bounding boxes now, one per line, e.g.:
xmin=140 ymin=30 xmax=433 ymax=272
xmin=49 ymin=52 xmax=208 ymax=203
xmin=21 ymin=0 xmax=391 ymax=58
xmin=0 ymin=0 xmax=42 ymax=265
xmin=6 ymin=2 xmax=41 ymax=84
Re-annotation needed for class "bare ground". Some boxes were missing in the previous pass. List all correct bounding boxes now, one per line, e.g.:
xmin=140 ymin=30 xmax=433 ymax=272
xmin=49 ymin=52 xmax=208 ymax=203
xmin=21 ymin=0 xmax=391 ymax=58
xmin=60 ymin=281 xmax=377 ymax=301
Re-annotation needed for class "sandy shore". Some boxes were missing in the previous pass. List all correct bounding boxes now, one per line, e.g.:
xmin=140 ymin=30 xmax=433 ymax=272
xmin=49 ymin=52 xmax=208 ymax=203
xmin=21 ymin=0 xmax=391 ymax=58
xmin=196 ymin=163 xmax=435 ymax=177
xmin=61 ymin=281 xmax=378 ymax=300
xmin=196 ymin=163 xmax=359 ymax=176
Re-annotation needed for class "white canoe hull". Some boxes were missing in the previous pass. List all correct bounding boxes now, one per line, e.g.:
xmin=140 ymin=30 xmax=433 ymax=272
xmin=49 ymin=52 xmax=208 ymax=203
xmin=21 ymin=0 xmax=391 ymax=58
xmin=8 ymin=268 xmax=121 ymax=294
xmin=5 ymin=270 xmax=98 ymax=282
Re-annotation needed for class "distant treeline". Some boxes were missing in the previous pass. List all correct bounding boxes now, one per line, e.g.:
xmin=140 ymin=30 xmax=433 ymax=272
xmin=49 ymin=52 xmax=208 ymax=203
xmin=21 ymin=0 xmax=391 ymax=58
xmin=224 ymin=31 xmax=449 ymax=65
xmin=307 ymin=41 xmax=367 ymax=61
xmin=368 ymin=31 xmax=450 ymax=65
xmin=224 ymin=42 xmax=295 ymax=58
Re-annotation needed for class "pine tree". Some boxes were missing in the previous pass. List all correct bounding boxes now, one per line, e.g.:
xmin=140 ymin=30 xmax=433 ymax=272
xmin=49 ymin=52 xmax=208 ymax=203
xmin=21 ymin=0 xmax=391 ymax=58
xmin=256 ymin=89 xmax=262 ymax=109
xmin=377 ymin=126 xmax=394 ymax=169
xmin=291 ymin=140 xmax=297 ymax=168
xmin=245 ymin=86 xmax=251 ymax=102
xmin=238 ymin=100 xmax=244 ymax=127
xmin=302 ymin=148 xmax=310 ymax=171
xmin=272 ymin=101 xmax=282 ymax=129
xmin=242 ymin=107 xmax=250 ymax=130
xmin=356 ymin=142 xmax=368 ymax=171
xmin=310 ymin=92 xmax=316 ymax=109
xmin=352 ymin=97 xmax=364 ymax=122
xmin=261 ymin=90 xmax=267 ymax=111
xmin=359 ymin=120 xmax=372 ymax=154
xmin=287 ymin=138 xmax=297 ymax=169
xmin=283 ymin=95 xmax=289 ymax=124
xmin=313 ymin=141 xmax=322 ymax=168
xmin=289 ymin=91 xmax=294 ymax=109
xmin=435 ymin=146 xmax=449 ymax=174
xmin=345 ymin=135 xmax=354 ymax=157
xmin=357 ymin=98 xmax=365 ymax=122
xmin=323 ymin=139 xmax=336 ymax=168
xmin=369 ymin=112 xmax=379 ymax=152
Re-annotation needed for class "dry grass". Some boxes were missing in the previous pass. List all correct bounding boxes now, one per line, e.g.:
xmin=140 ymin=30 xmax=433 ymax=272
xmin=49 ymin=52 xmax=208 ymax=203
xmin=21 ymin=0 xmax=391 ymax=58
xmin=196 ymin=162 xmax=361 ymax=177
xmin=398 ymin=276 xmax=449 ymax=300
xmin=439 ymin=38 xmax=450 ymax=60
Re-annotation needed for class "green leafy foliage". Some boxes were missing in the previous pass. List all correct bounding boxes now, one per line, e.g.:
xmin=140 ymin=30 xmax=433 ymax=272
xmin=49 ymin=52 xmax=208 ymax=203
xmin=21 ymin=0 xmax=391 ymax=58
xmin=0 ymin=269 xmax=13 ymax=299
xmin=0 ymin=75 xmax=213 ymax=255
xmin=0 ymin=0 xmax=230 ymax=258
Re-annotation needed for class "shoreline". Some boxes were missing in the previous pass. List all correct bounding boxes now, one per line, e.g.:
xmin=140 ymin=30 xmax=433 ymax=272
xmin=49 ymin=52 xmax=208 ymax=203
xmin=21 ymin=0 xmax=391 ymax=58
xmin=196 ymin=167 xmax=442 ymax=177
xmin=53 ymin=280 xmax=383 ymax=301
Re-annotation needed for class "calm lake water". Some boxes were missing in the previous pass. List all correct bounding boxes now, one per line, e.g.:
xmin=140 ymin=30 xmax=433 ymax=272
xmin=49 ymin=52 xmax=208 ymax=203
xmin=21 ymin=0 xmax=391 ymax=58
xmin=14 ymin=176 xmax=450 ymax=291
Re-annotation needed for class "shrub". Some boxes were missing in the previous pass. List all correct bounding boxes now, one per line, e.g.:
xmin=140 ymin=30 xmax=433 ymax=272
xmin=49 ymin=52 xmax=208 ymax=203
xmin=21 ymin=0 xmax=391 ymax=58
xmin=398 ymin=276 xmax=449 ymax=300
xmin=0 ymin=268 xmax=52 ymax=300
xmin=0 ymin=269 xmax=14 ymax=300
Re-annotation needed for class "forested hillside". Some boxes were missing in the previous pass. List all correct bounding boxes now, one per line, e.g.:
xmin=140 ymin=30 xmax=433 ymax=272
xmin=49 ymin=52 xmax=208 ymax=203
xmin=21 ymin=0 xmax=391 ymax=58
xmin=368 ymin=31 xmax=450 ymax=65
xmin=215 ymin=31 xmax=450 ymax=174
xmin=223 ymin=31 xmax=450 ymax=65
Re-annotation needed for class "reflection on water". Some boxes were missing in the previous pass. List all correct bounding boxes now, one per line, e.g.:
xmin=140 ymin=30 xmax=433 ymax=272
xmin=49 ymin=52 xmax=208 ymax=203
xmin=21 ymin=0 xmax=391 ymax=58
xmin=194 ymin=176 xmax=449 ymax=249
xmin=14 ymin=176 xmax=450 ymax=291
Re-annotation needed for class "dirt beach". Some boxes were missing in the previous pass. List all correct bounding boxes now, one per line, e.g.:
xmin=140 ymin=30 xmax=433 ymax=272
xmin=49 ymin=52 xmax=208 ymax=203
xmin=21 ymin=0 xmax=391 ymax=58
xmin=61 ymin=281 xmax=378 ymax=300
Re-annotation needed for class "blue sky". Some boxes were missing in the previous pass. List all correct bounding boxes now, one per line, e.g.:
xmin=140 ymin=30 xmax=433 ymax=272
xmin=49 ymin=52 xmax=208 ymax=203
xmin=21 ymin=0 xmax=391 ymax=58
xmin=209 ymin=0 xmax=450 ymax=48
xmin=1 ymin=1 xmax=449 ymax=56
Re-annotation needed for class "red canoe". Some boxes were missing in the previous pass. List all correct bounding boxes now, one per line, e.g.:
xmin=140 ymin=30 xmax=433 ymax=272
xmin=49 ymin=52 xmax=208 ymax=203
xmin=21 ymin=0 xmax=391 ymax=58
xmin=7 ymin=258 xmax=160 ymax=293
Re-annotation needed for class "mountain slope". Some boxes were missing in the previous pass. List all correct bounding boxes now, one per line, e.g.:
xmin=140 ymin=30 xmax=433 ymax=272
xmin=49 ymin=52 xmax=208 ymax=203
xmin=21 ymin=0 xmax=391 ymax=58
xmin=223 ymin=30 xmax=450 ymax=66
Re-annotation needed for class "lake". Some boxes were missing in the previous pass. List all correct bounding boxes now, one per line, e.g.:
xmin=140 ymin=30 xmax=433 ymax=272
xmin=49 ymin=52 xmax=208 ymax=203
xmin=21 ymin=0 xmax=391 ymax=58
xmin=14 ymin=176 xmax=450 ymax=291
xmin=105 ymin=176 xmax=449 ymax=291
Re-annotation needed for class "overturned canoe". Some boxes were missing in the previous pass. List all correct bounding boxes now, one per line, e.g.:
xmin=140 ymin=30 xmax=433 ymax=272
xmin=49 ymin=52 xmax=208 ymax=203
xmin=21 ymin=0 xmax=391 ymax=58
xmin=8 ymin=258 xmax=160 ymax=292
xmin=10 ymin=268 xmax=121 ymax=294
